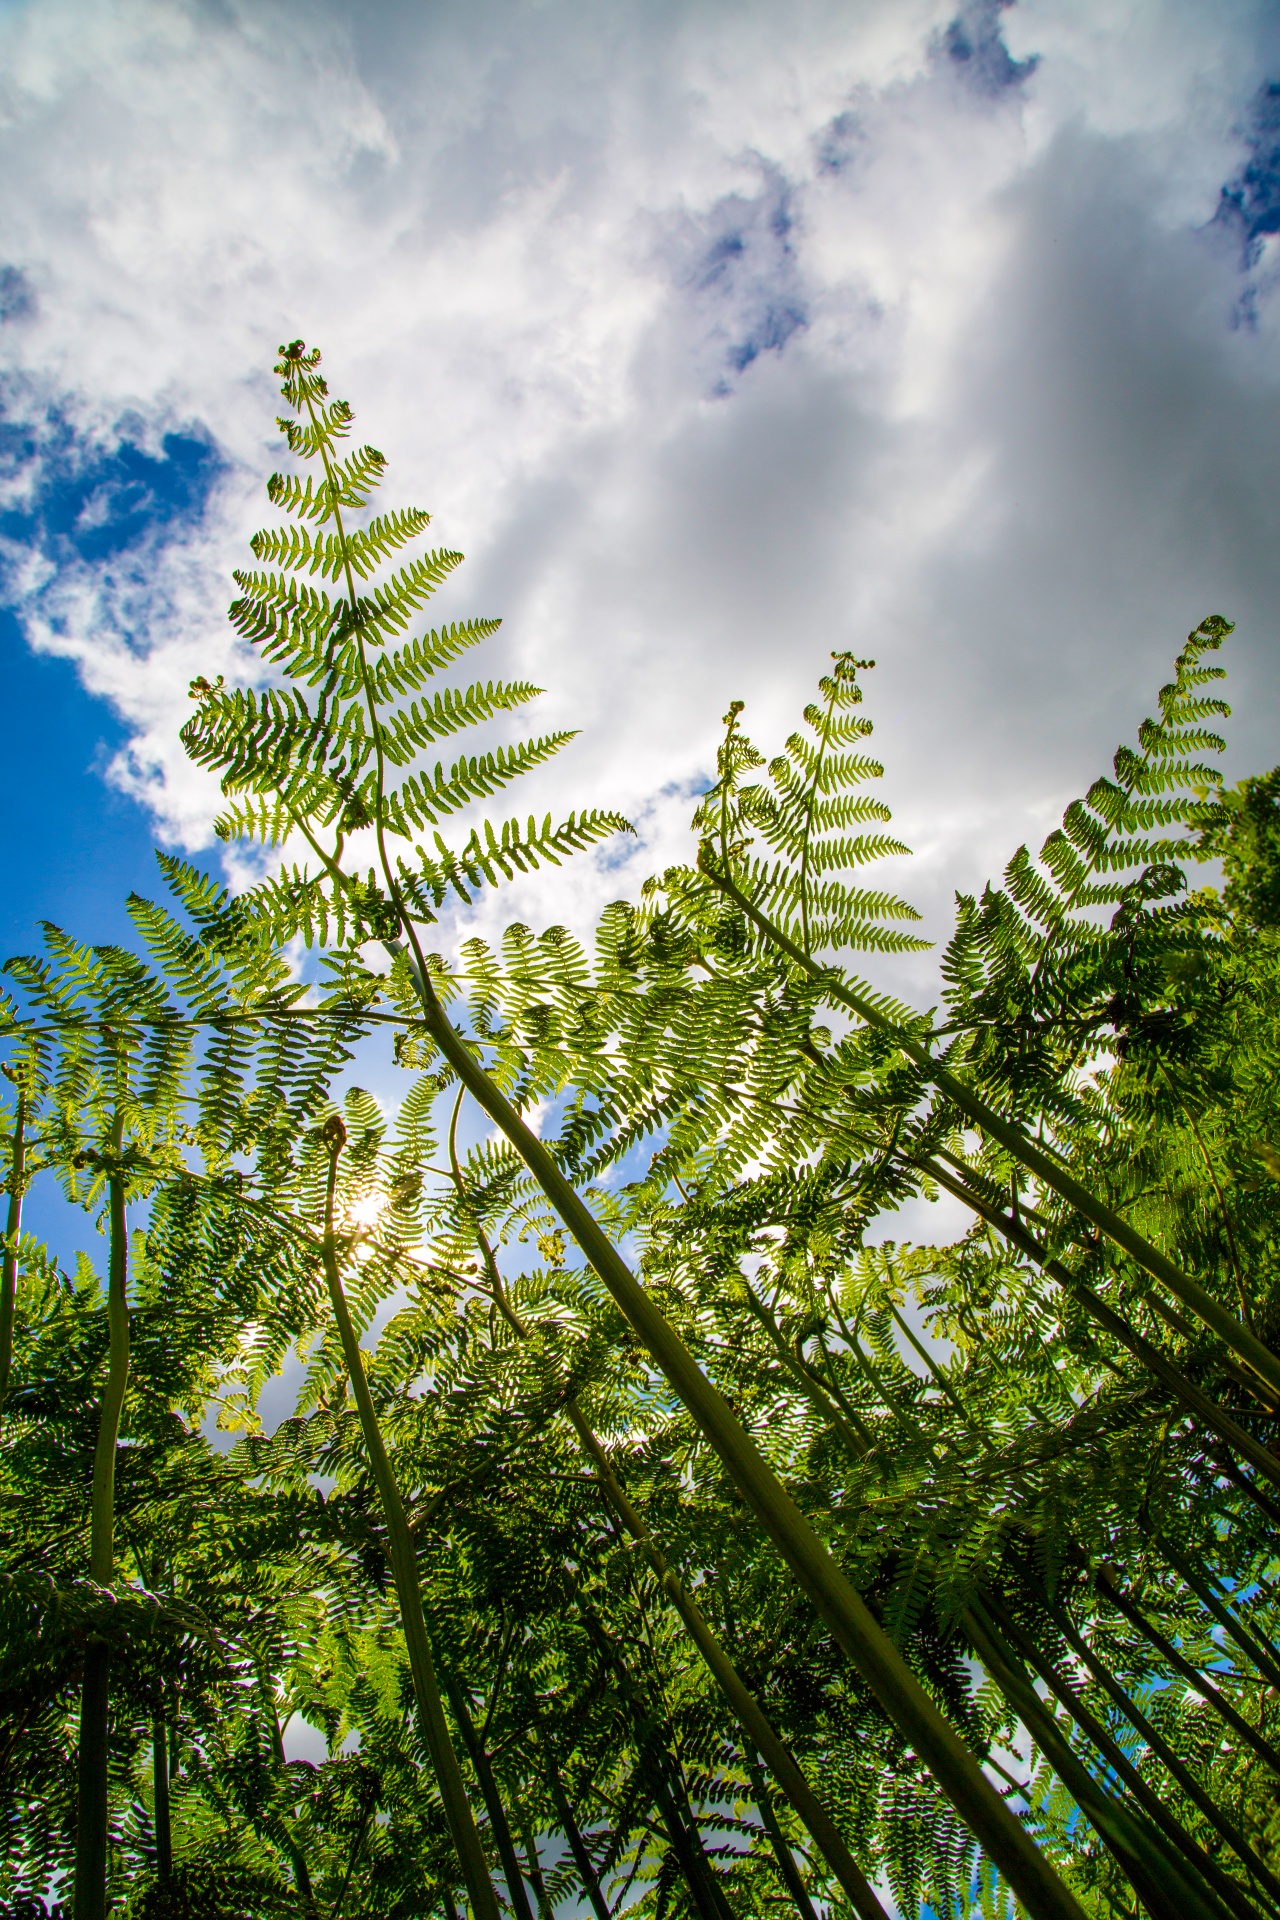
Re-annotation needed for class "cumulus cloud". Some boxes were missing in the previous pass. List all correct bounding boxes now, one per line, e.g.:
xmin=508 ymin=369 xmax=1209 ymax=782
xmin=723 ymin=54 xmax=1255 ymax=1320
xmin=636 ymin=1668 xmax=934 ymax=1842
xmin=1 ymin=0 xmax=1278 ymax=979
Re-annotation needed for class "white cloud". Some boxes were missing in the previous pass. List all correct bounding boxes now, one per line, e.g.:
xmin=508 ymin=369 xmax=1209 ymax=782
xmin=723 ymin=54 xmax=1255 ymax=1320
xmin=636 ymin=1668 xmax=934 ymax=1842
xmin=1 ymin=0 xmax=1278 ymax=979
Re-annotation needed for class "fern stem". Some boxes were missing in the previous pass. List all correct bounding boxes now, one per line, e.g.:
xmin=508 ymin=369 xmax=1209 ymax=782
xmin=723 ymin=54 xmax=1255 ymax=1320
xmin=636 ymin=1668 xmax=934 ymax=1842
xmin=513 ymin=1800 xmax=554 ymax=1920
xmin=258 ymin=1664 xmax=314 ymax=1903
xmin=796 ymin=673 xmax=843 ymax=959
xmin=542 ymin=1746 xmax=613 ymax=1920
xmin=452 ymin=1156 xmax=890 ymax=1920
xmin=1140 ymin=1289 xmax=1280 ymax=1415
xmin=74 ymin=1130 xmax=129 ymax=1920
xmin=579 ymin=1603 xmax=734 ymax=1920
xmin=441 ymin=1671 xmax=537 ymax=1920
xmin=881 ymin=1293 xmax=975 ymax=1428
xmin=151 ymin=1715 xmax=172 ymax=1881
xmin=746 ymin=1751 xmax=823 ymax=1920
xmin=300 ymin=362 xmax=409 ymax=991
xmin=568 ymin=1405 xmax=891 ymax=1920
xmin=706 ymin=859 xmax=1280 ymax=1400
xmin=1203 ymin=1444 xmax=1280 ymax=1530
xmin=1156 ymin=1540 xmax=1280 ymax=1695
xmin=786 ymin=1268 xmax=1255 ymax=1914
xmin=89 ymin=1153 xmax=126 ymax=1581
xmin=390 ymin=941 xmax=1090 ymax=1920
xmin=741 ymin=1283 xmax=874 ymax=1456
xmin=1048 ymin=1601 xmax=1280 ymax=1911
xmin=73 ymin=1646 xmax=111 ymax=1920
xmin=319 ymin=1123 xmax=502 ymax=1920
xmin=0 ymin=1082 xmax=26 ymax=1408
xmin=1155 ymin=1061 xmax=1253 ymax=1331
xmin=328 ymin=1783 xmax=375 ymax=1920
xmin=964 ymin=1599 xmax=1236 ymax=1920
xmin=987 ymin=1597 xmax=1262 ymax=1920
xmin=918 ymin=1153 xmax=1280 ymax=1490
xmin=1097 ymin=1573 xmax=1280 ymax=1782
xmin=460 ymin=1116 xmax=923 ymax=1920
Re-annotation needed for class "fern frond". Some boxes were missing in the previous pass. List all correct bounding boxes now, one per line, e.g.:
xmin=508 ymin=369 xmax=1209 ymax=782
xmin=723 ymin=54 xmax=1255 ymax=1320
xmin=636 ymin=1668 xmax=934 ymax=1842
xmin=211 ymin=798 xmax=298 ymax=849
xmin=357 ymin=547 xmax=465 ymax=641
xmin=374 ymin=681 xmax=543 ymax=766
xmin=383 ymin=733 xmax=577 ymax=833
xmin=249 ymin=509 xmax=433 ymax=583
xmin=368 ymin=618 xmax=502 ymax=702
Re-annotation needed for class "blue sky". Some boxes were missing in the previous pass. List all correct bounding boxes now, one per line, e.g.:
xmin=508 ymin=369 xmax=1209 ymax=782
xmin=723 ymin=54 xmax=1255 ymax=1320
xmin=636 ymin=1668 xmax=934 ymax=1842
xmin=0 ymin=622 xmax=148 ymax=951
xmin=0 ymin=418 xmax=222 ymax=952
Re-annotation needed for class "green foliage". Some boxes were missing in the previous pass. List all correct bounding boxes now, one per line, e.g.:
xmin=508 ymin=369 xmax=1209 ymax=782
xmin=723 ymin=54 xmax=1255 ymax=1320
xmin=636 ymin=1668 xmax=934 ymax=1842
xmin=1199 ymin=766 xmax=1280 ymax=929
xmin=181 ymin=340 xmax=628 ymax=954
xmin=937 ymin=614 xmax=1235 ymax=1127
xmin=695 ymin=658 xmax=926 ymax=960
xmin=4 ymin=343 xmax=1280 ymax=1920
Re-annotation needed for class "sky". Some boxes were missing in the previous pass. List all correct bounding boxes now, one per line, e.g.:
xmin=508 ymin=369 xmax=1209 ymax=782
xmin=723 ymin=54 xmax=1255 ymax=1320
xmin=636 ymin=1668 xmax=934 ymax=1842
xmin=2 ymin=0 xmax=1280 ymax=1259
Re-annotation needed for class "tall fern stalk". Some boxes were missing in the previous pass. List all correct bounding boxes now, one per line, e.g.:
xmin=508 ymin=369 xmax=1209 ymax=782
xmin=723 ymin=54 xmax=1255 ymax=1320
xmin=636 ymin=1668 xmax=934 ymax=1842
xmin=319 ymin=1117 xmax=501 ymax=1920
xmin=74 ymin=1115 xmax=129 ymax=1920
xmin=182 ymin=343 xmax=1092 ymax=1920
xmin=0 ymin=1075 xmax=26 ymax=1407
xmin=448 ymin=1117 xmax=889 ymax=1920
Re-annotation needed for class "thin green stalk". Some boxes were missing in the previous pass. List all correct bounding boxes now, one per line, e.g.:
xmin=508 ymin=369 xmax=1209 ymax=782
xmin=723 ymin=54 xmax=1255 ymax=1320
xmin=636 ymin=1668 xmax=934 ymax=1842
xmin=579 ymin=1604 xmax=734 ymax=1920
xmin=964 ymin=1601 xmax=1232 ymax=1920
xmin=1206 ymin=1445 xmax=1280 ymax=1531
xmin=89 ymin=1156 xmax=127 ymax=1592
xmin=543 ymin=1746 xmax=613 ymax=1920
xmin=1141 ymin=1289 xmax=1280 ymax=1415
xmin=168 ymin=1701 xmax=179 ymax=1795
xmin=812 ymin=1327 xmax=880 ymax=1442
xmin=882 ymin=1294 xmax=974 ymax=1430
xmin=844 ymin=1322 xmax=940 ymax=1461
xmin=936 ymin=1153 xmax=1280 ymax=1416
xmin=842 ymin=1176 xmax=1277 ymax=1912
xmin=705 ymin=860 xmax=1280 ymax=1401
xmin=775 ymin=1272 xmax=1254 ymax=1916
xmin=918 ymin=1155 xmax=1280 ymax=1491
xmin=1154 ymin=1060 xmax=1253 ymax=1331
xmin=1049 ymin=1602 xmax=1280 ymax=1912
xmin=152 ymin=1716 xmax=172 ymax=1881
xmin=74 ymin=1649 xmax=111 ymax=1920
xmin=259 ymin=1665 xmax=314 ymax=1905
xmin=388 ymin=939 xmax=1089 ymax=1920
xmin=746 ymin=1752 xmax=822 ymax=1920
xmin=441 ymin=1671 xmax=536 ymax=1920
xmin=1098 ymin=1573 xmax=1280 ymax=1781
xmin=1155 ymin=1540 xmax=1280 ymax=1694
xmin=567 ymin=1405 xmax=889 ymax=1920
xmin=74 ymin=1130 xmax=129 ymax=1920
xmin=0 ymin=1082 xmax=27 ymax=1407
xmin=794 ymin=670 xmax=845 ymax=959
xmin=455 ymin=1166 xmax=890 ymax=1920
xmin=988 ymin=1600 xmax=1262 ymax=1920
xmin=329 ymin=1785 xmax=374 ymax=1920
xmin=514 ymin=1800 xmax=554 ymax=1920
xmin=741 ymin=1282 xmax=874 ymax=1455
xmin=648 ymin=1735 xmax=737 ymax=1920
xmin=319 ymin=1120 xmax=501 ymax=1920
